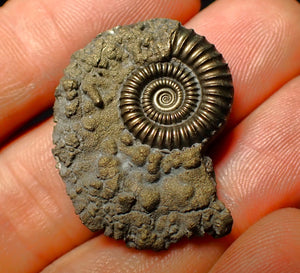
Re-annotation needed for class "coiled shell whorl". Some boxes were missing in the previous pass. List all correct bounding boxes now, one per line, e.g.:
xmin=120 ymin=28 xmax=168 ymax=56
xmin=120 ymin=25 xmax=233 ymax=150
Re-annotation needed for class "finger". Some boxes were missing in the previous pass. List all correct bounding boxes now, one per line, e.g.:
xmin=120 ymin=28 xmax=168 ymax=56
xmin=209 ymin=208 xmax=300 ymax=273
xmin=214 ymin=75 xmax=300 ymax=237
xmin=42 ymin=209 xmax=300 ymax=273
xmin=0 ymin=0 xmax=200 ymax=144
xmin=0 ymin=120 xmax=94 ymax=273
xmin=41 ymin=235 xmax=230 ymax=273
xmin=186 ymin=0 xmax=300 ymax=126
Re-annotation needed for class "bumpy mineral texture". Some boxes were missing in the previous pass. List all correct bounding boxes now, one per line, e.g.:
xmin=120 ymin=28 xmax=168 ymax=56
xmin=53 ymin=18 xmax=233 ymax=250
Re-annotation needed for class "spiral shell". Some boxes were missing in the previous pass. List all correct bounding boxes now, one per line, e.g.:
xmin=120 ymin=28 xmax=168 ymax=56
xmin=120 ymin=25 xmax=233 ymax=150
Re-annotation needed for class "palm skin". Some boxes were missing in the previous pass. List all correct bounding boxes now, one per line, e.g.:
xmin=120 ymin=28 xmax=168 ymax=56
xmin=0 ymin=0 xmax=299 ymax=272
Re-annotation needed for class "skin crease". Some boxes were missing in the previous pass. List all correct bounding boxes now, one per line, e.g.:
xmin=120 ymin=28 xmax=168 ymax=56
xmin=0 ymin=0 xmax=299 ymax=272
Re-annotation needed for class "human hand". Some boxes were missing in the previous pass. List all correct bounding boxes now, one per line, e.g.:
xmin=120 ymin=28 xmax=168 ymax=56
xmin=0 ymin=0 xmax=299 ymax=272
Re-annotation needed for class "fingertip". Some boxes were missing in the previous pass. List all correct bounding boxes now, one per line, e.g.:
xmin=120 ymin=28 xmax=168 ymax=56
xmin=210 ymin=208 xmax=300 ymax=273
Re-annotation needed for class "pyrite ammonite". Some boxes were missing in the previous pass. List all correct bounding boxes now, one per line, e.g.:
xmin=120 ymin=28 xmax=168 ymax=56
xmin=53 ymin=18 xmax=233 ymax=250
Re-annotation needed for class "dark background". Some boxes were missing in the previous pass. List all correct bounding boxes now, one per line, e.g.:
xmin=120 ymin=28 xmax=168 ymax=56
xmin=199 ymin=0 xmax=300 ymax=9
xmin=201 ymin=0 xmax=216 ymax=9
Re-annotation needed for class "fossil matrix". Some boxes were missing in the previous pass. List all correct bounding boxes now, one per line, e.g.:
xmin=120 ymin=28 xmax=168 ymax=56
xmin=53 ymin=18 xmax=233 ymax=250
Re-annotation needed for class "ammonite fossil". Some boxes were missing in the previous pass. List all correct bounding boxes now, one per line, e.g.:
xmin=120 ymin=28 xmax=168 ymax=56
xmin=53 ymin=18 xmax=233 ymax=250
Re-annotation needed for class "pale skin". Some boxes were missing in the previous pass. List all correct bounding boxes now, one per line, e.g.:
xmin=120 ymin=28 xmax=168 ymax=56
xmin=0 ymin=0 xmax=299 ymax=272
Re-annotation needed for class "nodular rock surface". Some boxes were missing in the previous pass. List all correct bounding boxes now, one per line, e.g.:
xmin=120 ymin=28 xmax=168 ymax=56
xmin=53 ymin=18 xmax=233 ymax=251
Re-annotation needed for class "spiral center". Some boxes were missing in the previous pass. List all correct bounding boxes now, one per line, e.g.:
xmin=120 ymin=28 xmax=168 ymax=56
xmin=153 ymin=87 xmax=180 ymax=112
xmin=142 ymin=77 xmax=185 ymax=118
